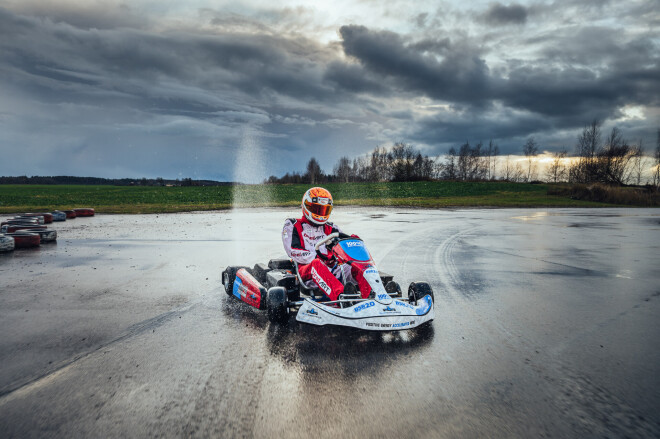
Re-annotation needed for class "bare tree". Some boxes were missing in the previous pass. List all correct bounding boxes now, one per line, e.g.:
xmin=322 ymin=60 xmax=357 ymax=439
xmin=523 ymin=137 xmax=539 ymax=182
xmin=305 ymin=157 xmax=322 ymax=184
xmin=352 ymin=156 xmax=369 ymax=181
xmin=654 ymin=128 xmax=660 ymax=187
xmin=390 ymin=142 xmax=416 ymax=181
xmin=571 ymin=120 xmax=602 ymax=183
xmin=595 ymin=127 xmax=637 ymax=185
xmin=503 ymin=155 xmax=513 ymax=181
xmin=368 ymin=146 xmax=390 ymax=182
xmin=333 ymin=156 xmax=352 ymax=183
xmin=457 ymin=142 xmax=471 ymax=180
xmin=546 ymin=149 xmax=568 ymax=183
xmin=631 ymin=140 xmax=645 ymax=186
xmin=442 ymin=147 xmax=457 ymax=180
xmin=502 ymin=155 xmax=523 ymax=182
xmin=487 ymin=140 xmax=499 ymax=180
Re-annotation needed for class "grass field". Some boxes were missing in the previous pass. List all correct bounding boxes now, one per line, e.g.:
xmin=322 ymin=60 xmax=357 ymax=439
xmin=0 ymin=181 xmax=617 ymax=214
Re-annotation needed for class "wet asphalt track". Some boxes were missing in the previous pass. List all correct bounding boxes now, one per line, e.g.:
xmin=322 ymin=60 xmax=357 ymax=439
xmin=0 ymin=207 xmax=659 ymax=438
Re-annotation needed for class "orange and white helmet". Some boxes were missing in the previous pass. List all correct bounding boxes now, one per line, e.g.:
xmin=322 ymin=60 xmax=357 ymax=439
xmin=302 ymin=187 xmax=333 ymax=225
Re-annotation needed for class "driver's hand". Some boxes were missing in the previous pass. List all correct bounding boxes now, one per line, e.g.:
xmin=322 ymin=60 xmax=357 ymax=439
xmin=325 ymin=254 xmax=337 ymax=266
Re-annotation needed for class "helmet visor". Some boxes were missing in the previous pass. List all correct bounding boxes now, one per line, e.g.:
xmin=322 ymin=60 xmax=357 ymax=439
xmin=305 ymin=200 xmax=333 ymax=217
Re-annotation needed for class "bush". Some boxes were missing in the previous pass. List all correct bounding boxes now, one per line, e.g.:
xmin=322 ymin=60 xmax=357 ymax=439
xmin=548 ymin=183 xmax=660 ymax=206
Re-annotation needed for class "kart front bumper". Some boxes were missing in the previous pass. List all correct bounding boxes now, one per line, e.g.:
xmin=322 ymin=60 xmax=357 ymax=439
xmin=296 ymin=295 xmax=434 ymax=331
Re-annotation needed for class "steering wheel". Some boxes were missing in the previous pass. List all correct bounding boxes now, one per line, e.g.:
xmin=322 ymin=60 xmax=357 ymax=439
xmin=314 ymin=232 xmax=339 ymax=261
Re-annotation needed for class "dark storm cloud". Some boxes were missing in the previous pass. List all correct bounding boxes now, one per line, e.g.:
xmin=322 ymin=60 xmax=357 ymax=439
xmin=0 ymin=1 xmax=658 ymax=180
xmin=5 ymin=0 xmax=147 ymax=30
xmin=479 ymin=3 xmax=528 ymax=25
xmin=323 ymin=61 xmax=388 ymax=94
xmin=339 ymin=25 xmax=491 ymax=104
xmin=0 ymin=6 xmax=350 ymax=120
xmin=337 ymin=22 xmax=659 ymax=140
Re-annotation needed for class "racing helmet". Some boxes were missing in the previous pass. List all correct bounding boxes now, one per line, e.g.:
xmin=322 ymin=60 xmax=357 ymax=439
xmin=302 ymin=187 xmax=333 ymax=225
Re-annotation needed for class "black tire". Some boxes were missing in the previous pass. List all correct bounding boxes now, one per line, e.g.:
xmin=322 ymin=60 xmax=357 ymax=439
xmin=222 ymin=266 xmax=248 ymax=296
xmin=267 ymin=287 xmax=289 ymax=325
xmin=51 ymin=211 xmax=67 ymax=222
xmin=0 ymin=234 xmax=14 ymax=252
xmin=385 ymin=281 xmax=402 ymax=298
xmin=408 ymin=282 xmax=434 ymax=306
xmin=35 ymin=229 xmax=57 ymax=243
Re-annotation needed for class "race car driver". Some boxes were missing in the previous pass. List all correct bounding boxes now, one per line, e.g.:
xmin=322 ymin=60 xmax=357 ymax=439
xmin=282 ymin=187 xmax=371 ymax=301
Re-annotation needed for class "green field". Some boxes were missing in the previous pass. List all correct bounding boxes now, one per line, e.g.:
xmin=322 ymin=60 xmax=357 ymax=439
xmin=0 ymin=181 xmax=616 ymax=214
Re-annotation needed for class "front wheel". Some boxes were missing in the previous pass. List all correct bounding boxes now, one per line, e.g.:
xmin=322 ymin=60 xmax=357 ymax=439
xmin=267 ymin=287 xmax=289 ymax=325
xmin=408 ymin=282 xmax=434 ymax=306
xmin=385 ymin=281 xmax=402 ymax=298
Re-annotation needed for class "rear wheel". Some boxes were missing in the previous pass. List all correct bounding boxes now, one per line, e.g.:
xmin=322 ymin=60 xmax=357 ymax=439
xmin=222 ymin=266 xmax=248 ymax=296
xmin=267 ymin=287 xmax=289 ymax=325
xmin=408 ymin=282 xmax=434 ymax=306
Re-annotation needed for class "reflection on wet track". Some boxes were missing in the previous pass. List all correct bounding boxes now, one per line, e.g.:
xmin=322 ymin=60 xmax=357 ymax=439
xmin=0 ymin=208 xmax=659 ymax=437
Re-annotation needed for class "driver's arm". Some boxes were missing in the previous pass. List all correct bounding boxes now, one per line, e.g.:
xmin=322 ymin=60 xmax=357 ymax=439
xmin=282 ymin=219 xmax=315 ymax=265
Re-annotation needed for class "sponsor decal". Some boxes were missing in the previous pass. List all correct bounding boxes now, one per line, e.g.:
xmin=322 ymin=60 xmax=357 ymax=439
xmin=365 ymin=268 xmax=378 ymax=275
xmin=395 ymin=300 xmax=415 ymax=310
xmin=304 ymin=308 xmax=321 ymax=319
xmin=345 ymin=241 xmax=364 ymax=247
xmin=307 ymin=308 xmax=318 ymax=315
xmin=311 ymin=267 xmax=332 ymax=294
xmin=303 ymin=232 xmax=324 ymax=241
xmin=354 ymin=301 xmax=375 ymax=312
xmin=377 ymin=294 xmax=389 ymax=301
xmin=317 ymin=198 xmax=329 ymax=205
xmin=382 ymin=306 xmax=397 ymax=312
xmin=232 ymin=277 xmax=243 ymax=299
xmin=365 ymin=320 xmax=415 ymax=328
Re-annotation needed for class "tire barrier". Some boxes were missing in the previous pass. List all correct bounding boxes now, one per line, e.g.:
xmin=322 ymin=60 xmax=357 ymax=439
xmin=2 ymin=219 xmax=40 ymax=227
xmin=35 ymin=229 xmax=57 ymax=243
xmin=1 ymin=224 xmax=47 ymax=233
xmin=15 ymin=215 xmax=45 ymax=224
xmin=0 ymin=234 xmax=14 ymax=252
xmin=5 ymin=232 xmax=41 ymax=248
xmin=64 ymin=210 xmax=77 ymax=219
xmin=73 ymin=208 xmax=95 ymax=217
xmin=22 ymin=213 xmax=53 ymax=224
xmin=51 ymin=211 xmax=67 ymax=222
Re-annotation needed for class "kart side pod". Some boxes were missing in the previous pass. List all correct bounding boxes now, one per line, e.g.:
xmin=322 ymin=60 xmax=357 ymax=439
xmin=231 ymin=268 xmax=267 ymax=310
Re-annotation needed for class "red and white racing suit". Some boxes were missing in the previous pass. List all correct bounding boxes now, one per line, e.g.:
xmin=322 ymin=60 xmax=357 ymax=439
xmin=282 ymin=217 xmax=370 ymax=300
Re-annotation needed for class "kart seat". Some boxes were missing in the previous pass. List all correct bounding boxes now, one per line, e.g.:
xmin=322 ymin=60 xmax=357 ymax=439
xmin=268 ymin=258 xmax=295 ymax=270
xmin=292 ymin=260 xmax=326 ymax=300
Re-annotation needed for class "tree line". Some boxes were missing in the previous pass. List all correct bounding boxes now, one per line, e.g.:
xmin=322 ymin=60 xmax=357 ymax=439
xmin=0 ymin=176 xmax=232 ymax=186
xmin=267 ymin=124 xmax=660 ymax=187
xmin=266 ymin=143 xmax=438 ymax=184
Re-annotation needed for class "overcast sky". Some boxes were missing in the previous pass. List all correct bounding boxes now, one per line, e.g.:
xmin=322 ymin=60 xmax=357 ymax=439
xmin=1 ymin=0 xmax=658 ymax=182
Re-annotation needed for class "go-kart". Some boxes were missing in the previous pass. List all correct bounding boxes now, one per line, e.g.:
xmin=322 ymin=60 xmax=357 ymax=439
xmin=221 ymin=233 xmax=434 ymax=331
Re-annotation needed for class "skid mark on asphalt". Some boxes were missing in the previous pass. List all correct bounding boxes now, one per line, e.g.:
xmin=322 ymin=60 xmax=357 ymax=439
xmin=430 ymin=224 xmax=659 ymax=437
xmin=476 ymin=247 xmax=604 ymax=277
xmin=0 ymin=299 xmax=202 ymax=402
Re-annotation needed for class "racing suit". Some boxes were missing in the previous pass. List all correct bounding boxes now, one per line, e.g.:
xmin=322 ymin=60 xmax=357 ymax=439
xmin=282 ymin=217 xmax=370 ymax=300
